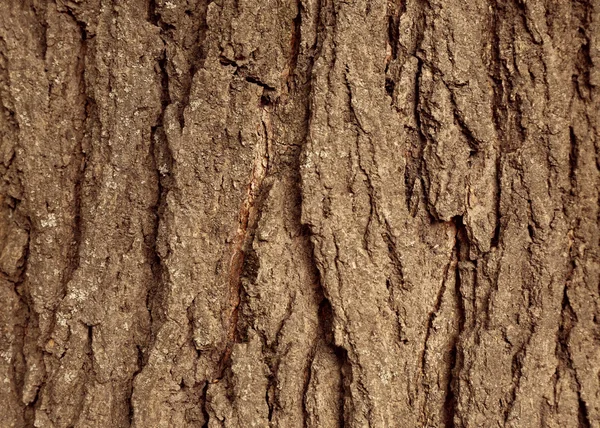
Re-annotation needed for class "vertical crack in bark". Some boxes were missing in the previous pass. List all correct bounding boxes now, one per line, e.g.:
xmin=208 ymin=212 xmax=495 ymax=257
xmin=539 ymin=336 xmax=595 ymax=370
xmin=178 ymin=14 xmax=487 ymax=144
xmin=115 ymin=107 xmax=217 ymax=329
xmin=572 ymin=0 xmax=593 ymax=101
xmin=387 ymin=0 xmax=404 ymax=62
xmin=0 ymin=26 xmax=34 ymax=425
xmin=407 ymin=57 xmax=429 ymax=218
xmin=177 ymin=0 xmax=211 ymax=128
xmin=287 ymin=0 xmax=302 ymax=92
xmin=382 ymin=220 xmax=406 ymax=289
xmin=420 ymin=216 xmax=464 ymax=427
xmin=568 ymin=127 xmax=579 ymax=193
xmin=557 ymin=281 xmax=591 ymax=428
xmin=31 ymin=1 xmax=48 ymax=61
xmin=300 ymin=294 xmax=320 ymax=425
xmin=215 ymin=104 xmax=271 ymax=380
xmin=420 ymin=249 xmax=453 ymax=418
xmin=149 ymin=0 xmax=211 ymax=129
xmin=127 ymin=344 xmax=144 ymax=425
xmin=504 ymin=320 xmax=535 ymax=424
xmin=10 ymin=222 xmax=31 ymax=424
xmin=448 ymin=216 xmax=469 ymax=427
xmin=126 ymin=3 xmax=175 ymax=423
xmin=146 ymin=46 xmax=172 ymax=341
xmin=400 ymin=0 xmax=429 ymax=215
xmin=490 ymin=0 xmax=526 ymax=154
xmin=555 ymin=127 xmax=592 ymax=426
xmin=200 ymin=381 xmax=210 ymax=428
xmin=315 ymin=296 xmax=351 ymax=427
xmin=62 ymin=8 xmax=90 ymax=299
xmin=489 ymin=0 xmax=505 ymax=248
xmin=295 ymin=0 xmax=348 ymax=410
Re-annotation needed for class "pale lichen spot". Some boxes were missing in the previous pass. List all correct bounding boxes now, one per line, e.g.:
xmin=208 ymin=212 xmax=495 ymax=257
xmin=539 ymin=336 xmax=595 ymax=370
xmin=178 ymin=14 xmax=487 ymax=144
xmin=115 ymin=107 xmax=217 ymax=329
xmin=41 ymin=213 xmax=57 ymax=228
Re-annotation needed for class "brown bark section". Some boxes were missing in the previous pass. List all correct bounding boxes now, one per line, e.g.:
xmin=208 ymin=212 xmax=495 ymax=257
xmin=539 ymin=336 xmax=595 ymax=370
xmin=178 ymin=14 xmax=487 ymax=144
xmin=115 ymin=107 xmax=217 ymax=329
xmin=0 ymin=0 xmax=598 ymax=427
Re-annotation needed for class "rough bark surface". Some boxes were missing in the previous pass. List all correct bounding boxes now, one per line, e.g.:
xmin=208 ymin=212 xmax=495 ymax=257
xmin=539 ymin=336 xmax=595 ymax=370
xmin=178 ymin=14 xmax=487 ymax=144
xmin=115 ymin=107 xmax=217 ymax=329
xmin=0 ymin=0 xmax=598 ymax=427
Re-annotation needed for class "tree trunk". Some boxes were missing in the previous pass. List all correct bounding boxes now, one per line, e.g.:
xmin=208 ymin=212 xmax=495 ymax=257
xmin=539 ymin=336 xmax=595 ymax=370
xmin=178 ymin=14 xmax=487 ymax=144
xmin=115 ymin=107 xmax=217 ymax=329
xmin=0 ymin=0 xmax=598 ymax=427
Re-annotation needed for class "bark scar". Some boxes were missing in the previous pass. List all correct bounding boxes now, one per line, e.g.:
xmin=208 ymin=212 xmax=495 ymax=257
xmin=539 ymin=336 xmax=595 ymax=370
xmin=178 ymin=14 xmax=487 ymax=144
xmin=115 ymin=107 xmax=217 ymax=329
xmin=214 ymin=106 xmax=271 ymax=380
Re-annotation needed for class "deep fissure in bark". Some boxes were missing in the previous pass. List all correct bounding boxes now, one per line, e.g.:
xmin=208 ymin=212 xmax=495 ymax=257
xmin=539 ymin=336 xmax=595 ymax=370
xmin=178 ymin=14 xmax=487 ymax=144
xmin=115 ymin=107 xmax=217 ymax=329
xmin=1 ymin=0 xmax=598 ymax=426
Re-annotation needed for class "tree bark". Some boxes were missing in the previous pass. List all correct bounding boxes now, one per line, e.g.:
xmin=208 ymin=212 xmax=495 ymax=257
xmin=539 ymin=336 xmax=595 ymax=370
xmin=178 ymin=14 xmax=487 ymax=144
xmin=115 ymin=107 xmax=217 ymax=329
xmin=0 ymin=0 xmax=598 ymax=427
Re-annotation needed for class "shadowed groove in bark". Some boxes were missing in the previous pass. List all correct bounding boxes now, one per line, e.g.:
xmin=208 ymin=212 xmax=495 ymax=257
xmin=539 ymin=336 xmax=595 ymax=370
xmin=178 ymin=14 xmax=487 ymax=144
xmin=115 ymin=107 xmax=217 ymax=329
xmin=0 ymin=27 xmax=33 ymax=425
xmin=558 ymin=282 xmax=591 ymax=428
xmin=448 ymin=216 xmax=468 ymax=427
xmin=1 ymin=0 xmax=599 ymax=426
xmin=177 ymin=0 xmax=212 ymax=128
xmin=142 ymin=0 xmax=173 ymax=367
xmin=0 ymin=19 xmax=27 ymax=387
xmin=559 ymin=120 xmax=592 ymax=428
xmin=62 ymin=5 xmax=89 ymax=308
xmin=12 ymin=226 xmax=32 ymax=422
xmin=488 ymin=0 xmax=506 ymax=249
xmin=419 ymin=216 xmax=465 ymax=428
xmin=386 ymin=0 xmax=404 ymax=63
xmin=409 ymin=57 xmax=428 ymax=218
xmin=287 ymin=0 xmax=302 ymax=91
xmin=216 ymin=104 xmax=271 ymax=380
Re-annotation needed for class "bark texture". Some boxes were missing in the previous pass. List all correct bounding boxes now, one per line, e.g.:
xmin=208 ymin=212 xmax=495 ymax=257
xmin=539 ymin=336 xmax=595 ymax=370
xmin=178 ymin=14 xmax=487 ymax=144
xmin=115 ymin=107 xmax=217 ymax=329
xmin=0 ymin=0 xmax=599 ymax=427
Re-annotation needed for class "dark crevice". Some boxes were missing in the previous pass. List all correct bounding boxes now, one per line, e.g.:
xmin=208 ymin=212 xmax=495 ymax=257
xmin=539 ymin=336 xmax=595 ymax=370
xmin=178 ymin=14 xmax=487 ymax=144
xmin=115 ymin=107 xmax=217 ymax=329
xmin=31 ymin=1 xmax=48 ymax=61
xmin=0 ymin=29 xmax=35 ymax=426
xmin=421 ymin=217 xmax=465 ymax=426
xmin=302 ymin=221 xmax=347 ymax=427
xmin=144 ymin=37 xmax=172 ymax=359
xmin=178 ymin=0 xmax=211 ymax=128
xmin=490 ymin=0 xmax=525 ymax=154
xmin=445 ymin=216 xmax=469 ymax=427
xmin=527 ymin=223 xmax=535 ymax=241
xmin=149 ymin=0 xmax=211 ymax=128
xmin=263 ymin=335 xmax=283 ymax=425
xmin=300 ymin=321 xmax=320 ymax=427
xmin=237 ymin=246 xmax=261 ymax=343
xmin=489 ymin=0 xmax=505 ymax=248
xmin=214 ymin=116 xmax=272 ymax=382
xmin=335 ymin=343 xmax=350 ymax=428
xmin=245 ymin=75 xmax=277 ymax=91
xmin=63 ymin=13 xmax=90 ymax=303
xmin=317 ymin=298 xmax=349 ymax=428
xmin=128 ymin=345 xmax=144 ymax=424
xmin=382 ymin=220 xmax=407 ymax=289
xmin=444 ymin=342 xmax=459 ymax=428
xmin=300 ymin=200 xmax=348 ymax=425
xmin=420 ymin=254 xmax=451 ymax=375
xmin=450 ymin=97 xmax=482 ymax=155
xmin=219 ymin=55 xmax=239 ymax=67
xmin=556 ymin=252 xmax=590 ymax=427
xmin=504 ymin=319 xmax=535 ymax=423
xmin=505 ymin=348 xmax=523 ymax=423
xmin=572 ymin=0 xmax=593 ymax=101
xmin=384 ymin=77 xmax=395 ymax=98
xmin=128 ymin=7 xmax=175 ymax=423
xmin=267 ymin=385 xmax=275 ymax=422
xmin=386 ymin=0 xmax=405 ymax=62
xmin=24 ymin=378 xmax=41 ymax=425
xmin=408 ymin=58 xmax=431 ymax=219
xmin=201 ymin=381 xmax=210 ymax=428
xmin=344 ymin=70 xmax=367 ymax=135
xmin=287 ymin=0 xmax=302 ymax=91
xmin=299 ymin=0 xmax=325 ymax=90
xmin=87 ymin=324 xmax=94 ymax=356
xmin=578 ymin=395 xmax=591 ymax=428
xmin=12 ymin=221 xmax=32 ymax=422
xmin=568 ymin=127 xmax=579 ymax=194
